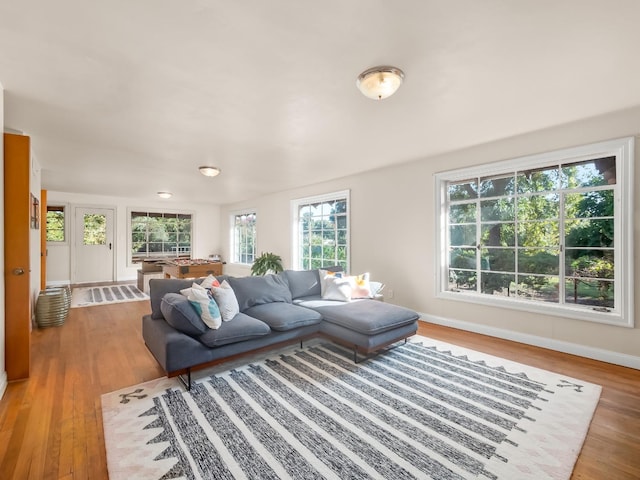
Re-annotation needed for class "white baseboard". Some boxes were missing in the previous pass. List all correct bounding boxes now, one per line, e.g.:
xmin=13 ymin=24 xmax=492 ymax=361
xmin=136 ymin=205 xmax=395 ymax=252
xmin=0 ymin=371 xmax=7 ymax=401
xmin=46 ymin=280 xmax=71 ymax=287
xmin=419 ymin=312 xmax=640 ymax=370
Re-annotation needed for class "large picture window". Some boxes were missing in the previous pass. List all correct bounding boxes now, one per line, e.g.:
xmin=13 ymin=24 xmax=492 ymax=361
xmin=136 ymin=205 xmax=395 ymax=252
xmin=231 ymin=211 xmax=256 ymax=264
xmin=436 ymin=137 xmax=634 ymax=327
xmin=292 ymin=190 xmax=350 ymax=271
xmin=130 ymin=210 xmax=192 ymax=263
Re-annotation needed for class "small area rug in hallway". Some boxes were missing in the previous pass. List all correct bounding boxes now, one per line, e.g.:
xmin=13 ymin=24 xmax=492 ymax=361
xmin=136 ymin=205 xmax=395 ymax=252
xmin=70 ymin=284 xmax=148 ymax=308
xmin=101 ymin=336 xmax=601 ymax=480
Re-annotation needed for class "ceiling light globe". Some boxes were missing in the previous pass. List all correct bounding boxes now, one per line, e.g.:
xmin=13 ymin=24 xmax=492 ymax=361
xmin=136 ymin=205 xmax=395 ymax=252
xmin=157 ymin=191 xmax=172 ymax=199
xmin=357 ymin=66 xmax=405 ymax=100
xmin=199 ymin=166 xmax=221 ymax=177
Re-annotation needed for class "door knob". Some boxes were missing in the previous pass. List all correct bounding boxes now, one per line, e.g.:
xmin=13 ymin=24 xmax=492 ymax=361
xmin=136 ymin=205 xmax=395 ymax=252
xmin=13 ymin=268 xmax=25 ymax=275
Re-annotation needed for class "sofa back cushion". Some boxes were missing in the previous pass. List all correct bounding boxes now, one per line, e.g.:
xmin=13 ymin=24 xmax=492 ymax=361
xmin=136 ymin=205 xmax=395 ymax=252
xmin=160 ymin=293 xmax=208 ymax=336
xmin=227 ymin=274 xmax=292 ymax=312
xmin=150 ymin=278 xmax=198 ymax=319
xmin=283 ymin=269 xmax=321 ymax=299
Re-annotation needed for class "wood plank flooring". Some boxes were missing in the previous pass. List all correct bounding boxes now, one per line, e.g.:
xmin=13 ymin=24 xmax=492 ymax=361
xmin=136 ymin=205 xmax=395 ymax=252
xmin=0 ymin=300 xmax=639 ymax=479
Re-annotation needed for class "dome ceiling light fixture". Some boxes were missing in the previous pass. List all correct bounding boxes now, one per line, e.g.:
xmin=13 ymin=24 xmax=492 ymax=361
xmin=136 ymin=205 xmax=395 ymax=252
xmin=157 ymin=191 xmax=172 ymax=199
xmin=199 ymin=166 xmax=222 ymax=177
xmin=356 ymin=66 xmax=405 ymax=100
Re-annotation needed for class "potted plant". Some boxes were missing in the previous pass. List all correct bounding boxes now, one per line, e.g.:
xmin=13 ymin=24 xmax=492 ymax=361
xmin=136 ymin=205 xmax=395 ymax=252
xmin=251 ymin=252 xmax=284 ymax=276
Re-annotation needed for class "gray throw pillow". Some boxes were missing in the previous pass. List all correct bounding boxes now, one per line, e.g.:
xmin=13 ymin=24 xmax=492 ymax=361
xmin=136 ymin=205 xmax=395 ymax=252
xmin=160 ymin=293 xmax=208 ymax=337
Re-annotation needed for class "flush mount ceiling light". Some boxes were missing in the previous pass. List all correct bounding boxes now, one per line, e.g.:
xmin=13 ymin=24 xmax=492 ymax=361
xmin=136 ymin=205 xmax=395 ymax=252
xmin=356 ymin=66 xmax=405 ymax=100
xmin=157 ymin=191 xmax=172 ymax=199
xmin=199 ymin=166 xmax=221 ymax=177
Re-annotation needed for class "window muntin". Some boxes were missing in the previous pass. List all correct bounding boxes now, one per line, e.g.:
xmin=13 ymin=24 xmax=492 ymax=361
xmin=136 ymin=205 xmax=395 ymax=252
xmin=292 ymin=190 xmax=349 ymax=271
xmin=130 ymin=210 xmax=192 ymax=263
xmin=46 ymin=205 xmax=65 ymax=242
xmin=437 ymin=138 xmax=634 ymax=327
xmin=232 ymin=212 xmax=256 ymax=264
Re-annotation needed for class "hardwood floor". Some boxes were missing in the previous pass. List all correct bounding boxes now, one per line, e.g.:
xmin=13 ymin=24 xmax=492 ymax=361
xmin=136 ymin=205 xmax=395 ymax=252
xmin=0 ymin=301 xmax=639 ymax=479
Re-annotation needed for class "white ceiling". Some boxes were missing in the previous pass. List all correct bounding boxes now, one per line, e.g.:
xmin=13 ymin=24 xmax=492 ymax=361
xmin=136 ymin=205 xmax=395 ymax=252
xmin=2 ymin=0 xmax=640 ymax=204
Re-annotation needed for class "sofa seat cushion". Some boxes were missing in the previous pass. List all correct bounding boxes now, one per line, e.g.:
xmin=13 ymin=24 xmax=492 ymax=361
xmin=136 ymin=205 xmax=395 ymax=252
xmin=197 ymin=313 xmax=271 ymax=348
xmin=243 ymin=302 xmax=323 ymax=332
xmin=294 ymin=295 xmax=351 ymax=308
xmin=227 ymin=274 xmax=292 ymax=312
xmin=310 ymin=299 xmax=419 ymax=335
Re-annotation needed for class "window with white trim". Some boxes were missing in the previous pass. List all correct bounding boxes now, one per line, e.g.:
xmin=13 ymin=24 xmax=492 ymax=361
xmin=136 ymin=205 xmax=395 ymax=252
xmin=292 ymin=190 xmax=350 ymax=271
xmin=46 ymin=205 xmax=66 ymax=243
xmin=130 ymin=210 xmax=192 ymax=263
xmin=231 ymin=212 xmax=256 ymax=264
xmin=435 ymin=137 xmax=634 ymax=327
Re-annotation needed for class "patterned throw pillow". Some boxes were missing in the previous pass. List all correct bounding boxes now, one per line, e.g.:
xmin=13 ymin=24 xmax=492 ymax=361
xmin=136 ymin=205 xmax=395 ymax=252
xmin=186 ymin=286 xmax=222 ymax=329
xmin=179 ymin=276 xmax=220 ymax=297
xmin=349 ymin=272 xmax=373 ymax=299
xmin=200 ymin=274 xmax=221 ymax=290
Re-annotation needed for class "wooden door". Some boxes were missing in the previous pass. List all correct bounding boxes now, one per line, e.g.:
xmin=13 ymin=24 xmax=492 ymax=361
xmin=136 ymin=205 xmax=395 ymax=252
xmin=3 ymin=133 xmax=31 ymax=381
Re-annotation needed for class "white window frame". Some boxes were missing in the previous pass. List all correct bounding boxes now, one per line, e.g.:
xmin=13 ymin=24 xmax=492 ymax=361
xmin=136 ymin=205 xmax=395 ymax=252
xmin=45 ymin=203 xmax=69 ymax=245
xmin=127 ymin=208 xmax=195 ymax=266
xmin=291 ymin=189 xmax=350 ymax=271
xmin=229 ymin=210 xmax=257 ymax=265
xmin=435 ymin=137 xmax=634 ymax=327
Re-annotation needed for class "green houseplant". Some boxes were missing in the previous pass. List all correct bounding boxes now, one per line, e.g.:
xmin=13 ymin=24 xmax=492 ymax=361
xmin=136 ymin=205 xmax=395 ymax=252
xmin=251 ymin=252 xmax=284 ymax=276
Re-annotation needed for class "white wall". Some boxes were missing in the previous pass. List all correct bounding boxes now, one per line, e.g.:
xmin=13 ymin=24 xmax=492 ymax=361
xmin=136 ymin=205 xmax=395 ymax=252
xmin=30 ymin=154 xmax=42 ymax=326
xmin=46 ymin=191 xmax=222 ymax=284
xmin=220 ymin=106 xmax=640 ymax=368
xmin=0 ymin=82 xmax=6 ymax=399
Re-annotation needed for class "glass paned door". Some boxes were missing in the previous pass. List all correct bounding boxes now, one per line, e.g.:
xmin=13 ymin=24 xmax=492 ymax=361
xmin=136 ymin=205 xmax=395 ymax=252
xmin=74 ymin=207 xmax=114 ymax=283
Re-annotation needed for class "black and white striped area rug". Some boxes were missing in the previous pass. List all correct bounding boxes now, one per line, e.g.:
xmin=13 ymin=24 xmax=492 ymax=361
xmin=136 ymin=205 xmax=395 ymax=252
xmin=101 ymin=337 xmax=601 ymax=480
xmin=71 ymin=284 xmax=148 ymax=308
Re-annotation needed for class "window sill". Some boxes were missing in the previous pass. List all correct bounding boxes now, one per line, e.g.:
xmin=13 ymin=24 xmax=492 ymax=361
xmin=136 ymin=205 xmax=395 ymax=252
xmin=436 ymin=290 xmax=633 ymax=328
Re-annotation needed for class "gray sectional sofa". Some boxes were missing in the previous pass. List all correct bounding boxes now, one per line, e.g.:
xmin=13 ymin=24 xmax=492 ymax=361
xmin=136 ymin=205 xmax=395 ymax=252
xmin=142 ymin=269 xmax=419 ymax=389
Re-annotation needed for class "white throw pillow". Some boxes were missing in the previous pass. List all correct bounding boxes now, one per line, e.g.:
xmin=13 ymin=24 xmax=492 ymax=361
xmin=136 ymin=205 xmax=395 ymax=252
xmin=322 ymin=276 xmax=352 ymax=302
xmin=319 ymin=269 xmax=342 ymax=297
xmin=180 ymin=281 xmax=208 ymax=298
xmin=187 ymin=287 xmax=222 ymax=329
xmin=211 ymin=280 xmax=240 ymax=321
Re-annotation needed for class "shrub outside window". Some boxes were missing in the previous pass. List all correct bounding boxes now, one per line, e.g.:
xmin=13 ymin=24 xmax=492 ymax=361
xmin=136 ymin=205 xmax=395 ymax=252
xmin=436 ymin=137 xmax=634 ymax=327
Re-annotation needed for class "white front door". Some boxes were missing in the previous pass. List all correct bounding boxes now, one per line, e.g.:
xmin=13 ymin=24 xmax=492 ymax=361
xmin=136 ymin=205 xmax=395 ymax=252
xmin=73 ymin=207 xmax=115 ymax=284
